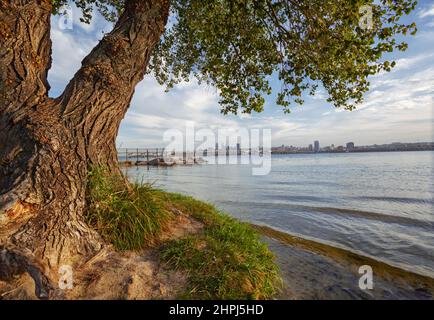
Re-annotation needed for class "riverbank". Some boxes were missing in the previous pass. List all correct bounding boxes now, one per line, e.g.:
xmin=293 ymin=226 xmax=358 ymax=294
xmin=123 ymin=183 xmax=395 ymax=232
xmin=0 ymin=169 xmax=281 ymax=300
xmin=81 ymin=169 xmax=281 ymax=299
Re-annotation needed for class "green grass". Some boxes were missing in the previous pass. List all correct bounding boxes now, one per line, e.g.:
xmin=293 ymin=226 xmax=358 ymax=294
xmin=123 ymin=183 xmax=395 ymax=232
xmin=158 ymin=193 xmax=281 ymax=300
xmin=86 ymin=168 xmax=280 ymax=299
xmin=86 ymin=167 xmax=172 ymax=250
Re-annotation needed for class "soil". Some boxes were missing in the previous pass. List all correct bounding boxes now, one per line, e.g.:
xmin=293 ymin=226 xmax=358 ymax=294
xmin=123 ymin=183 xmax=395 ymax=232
xmin=0 ymin=213 xmax=204 ymax=300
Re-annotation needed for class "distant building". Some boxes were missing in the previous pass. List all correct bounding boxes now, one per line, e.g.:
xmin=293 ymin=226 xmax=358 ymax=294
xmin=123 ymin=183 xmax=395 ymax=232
xmin=268 ymin=141 xmax=433 ymax=155
xmin=346 ymin=142 xmax=355 ymax=151
xmin=314 ymin=141 xmax=320 ymax=152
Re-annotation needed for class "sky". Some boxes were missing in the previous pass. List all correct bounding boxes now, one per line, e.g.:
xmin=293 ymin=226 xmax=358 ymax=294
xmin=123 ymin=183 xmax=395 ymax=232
xmin=49 ymin=1 xmax=434 ymax=148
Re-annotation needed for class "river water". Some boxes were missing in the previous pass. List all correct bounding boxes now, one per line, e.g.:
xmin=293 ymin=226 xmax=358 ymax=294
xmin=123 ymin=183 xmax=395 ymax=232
xmin=124 ymin=151 xmax=434 ymax=298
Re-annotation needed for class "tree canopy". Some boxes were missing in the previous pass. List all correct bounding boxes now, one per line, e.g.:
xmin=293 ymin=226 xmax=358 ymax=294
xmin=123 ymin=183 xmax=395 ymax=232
xmin=52 ymin=0 xmax=417 ymax=114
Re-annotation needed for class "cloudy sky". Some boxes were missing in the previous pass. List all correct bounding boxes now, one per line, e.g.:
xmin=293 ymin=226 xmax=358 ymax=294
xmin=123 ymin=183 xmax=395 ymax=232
xmin=49 ymin=1 xmax=434 ymax=148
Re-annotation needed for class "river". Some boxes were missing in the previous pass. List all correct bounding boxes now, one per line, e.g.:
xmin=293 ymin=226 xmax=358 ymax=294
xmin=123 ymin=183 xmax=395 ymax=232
xmin=124 ymin=151 xmax=434 ymax=299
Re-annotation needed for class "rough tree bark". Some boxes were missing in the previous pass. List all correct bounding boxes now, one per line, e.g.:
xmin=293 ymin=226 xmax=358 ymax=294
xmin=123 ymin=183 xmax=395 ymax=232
xmin=0 ymin=0 xmax=169 ymax=298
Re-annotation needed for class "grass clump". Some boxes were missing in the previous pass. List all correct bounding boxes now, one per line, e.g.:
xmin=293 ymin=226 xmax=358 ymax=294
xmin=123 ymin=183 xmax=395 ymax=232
xmin=86 ymin=168 xmax=280 ymax=299
xmin=86 ymin=167 xmax=172 ymax=250
xmin=159 ymin=193 xmax=281 ymax=300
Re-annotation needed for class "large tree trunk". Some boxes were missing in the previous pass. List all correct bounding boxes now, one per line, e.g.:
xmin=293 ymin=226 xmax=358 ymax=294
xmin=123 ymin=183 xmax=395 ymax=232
xmin=0 ymin=0 xmax=169 ymax=298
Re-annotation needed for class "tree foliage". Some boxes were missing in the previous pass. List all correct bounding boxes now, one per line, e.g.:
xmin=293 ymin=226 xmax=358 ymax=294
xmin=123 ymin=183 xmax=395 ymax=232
xmin=53 ymin=0 xmax=417 ymax=114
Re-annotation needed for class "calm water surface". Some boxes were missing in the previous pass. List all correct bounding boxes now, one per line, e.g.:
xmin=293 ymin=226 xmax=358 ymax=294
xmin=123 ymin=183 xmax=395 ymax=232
xmin=125 ymin=151 xmax=434 ymax=280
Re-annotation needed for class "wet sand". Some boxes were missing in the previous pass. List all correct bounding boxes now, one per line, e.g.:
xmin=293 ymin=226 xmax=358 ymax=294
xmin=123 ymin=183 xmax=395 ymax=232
xmin=257 ymin=226 xmax=434 ymax=300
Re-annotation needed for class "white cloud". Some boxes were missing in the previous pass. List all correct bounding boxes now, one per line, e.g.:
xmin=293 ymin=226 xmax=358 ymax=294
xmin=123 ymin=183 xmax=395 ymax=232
xmin=48 ymin=28 xmax=98 ymax=96
xmin=393 ymin=53 xmax=434 ymax=71
xmin=419 ymin=4 xmax=434 ymax=18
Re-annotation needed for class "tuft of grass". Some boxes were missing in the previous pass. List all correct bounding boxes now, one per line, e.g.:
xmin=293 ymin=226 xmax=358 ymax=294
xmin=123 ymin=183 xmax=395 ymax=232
xmin=159 ymin=193 xmax=281 ymax=300
xmin=86 ymin=167 xmax=172 ymax=250
xmin=86 ymin=168 xmax=280 ymax=299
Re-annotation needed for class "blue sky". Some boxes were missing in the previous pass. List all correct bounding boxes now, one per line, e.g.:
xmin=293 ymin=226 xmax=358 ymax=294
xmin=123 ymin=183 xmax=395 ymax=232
xmin=49 ymin=1 xmax=434 ymax=148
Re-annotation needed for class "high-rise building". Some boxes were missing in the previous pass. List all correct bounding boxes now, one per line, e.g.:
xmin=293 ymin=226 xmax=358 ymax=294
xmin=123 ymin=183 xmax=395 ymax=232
xmin=314 ymin=141 xmax=320 ymax=152
xmin=237 ymin=143 xmax=241 ymax=156
xmin=308 ymin=144 xmax=313 ymax=152
xmin=346 ymin=142 xmax=355 ymax=150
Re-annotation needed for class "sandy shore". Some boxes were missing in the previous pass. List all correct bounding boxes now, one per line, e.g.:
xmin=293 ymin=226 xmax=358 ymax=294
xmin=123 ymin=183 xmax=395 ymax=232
xmin=258 ymin=227 xmax=434 ymax=300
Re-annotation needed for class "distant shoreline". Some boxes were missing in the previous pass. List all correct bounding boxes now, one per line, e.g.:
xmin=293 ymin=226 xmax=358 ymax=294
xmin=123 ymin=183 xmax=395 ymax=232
xmin=271 ymin=148 xmax=434 ymax=155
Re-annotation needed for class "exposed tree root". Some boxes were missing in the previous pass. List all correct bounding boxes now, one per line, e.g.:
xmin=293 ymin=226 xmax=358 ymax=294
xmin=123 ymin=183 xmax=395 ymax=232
xmin=0 ymin=213 xmax=203 ymax=300
xmin=0 ymin=246 xmax=52 ymax=299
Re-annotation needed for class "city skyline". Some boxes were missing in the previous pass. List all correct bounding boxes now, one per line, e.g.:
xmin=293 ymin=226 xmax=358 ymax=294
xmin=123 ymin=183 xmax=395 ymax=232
xmin=271 ymin=141 xmax=433 ymax=154
xmin=115 ymin=139 xmax=433 ymax=152
xmin=273 ymin=140 xmax=434 ymax=149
